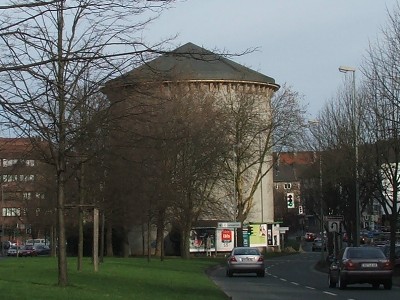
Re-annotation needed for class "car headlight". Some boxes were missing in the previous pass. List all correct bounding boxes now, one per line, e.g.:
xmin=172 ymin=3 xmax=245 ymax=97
xmin=330 ymin=265 xmax=339 ymax=270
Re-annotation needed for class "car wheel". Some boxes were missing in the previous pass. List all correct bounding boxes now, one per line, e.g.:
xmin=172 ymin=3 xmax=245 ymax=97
xmin=384 ymin=280 xmax=392 ymax=290
xmin=328 ymin=274 xmax=336 ymax=288
xmin=257 ymin=271 xmax=265 ymax=277
xmin=372 ymin=283 xmax=380 ymax=289
xmin=338 ymin=274 xmax=346 ymax=290
xmin=226 ymin=270 xmax=233 ymax=277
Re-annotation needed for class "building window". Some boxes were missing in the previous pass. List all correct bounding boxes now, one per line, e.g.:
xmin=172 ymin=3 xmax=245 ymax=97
xmin=35 ymin=192 xmax=44 ymax=200
xmin=284 ymin=183 xmax=292 ymax=189
xmin=1 ymin=159 xmax=35 ymax=167
xmin=22 ymin=174 xmax=35 ymax=181
xmin=3 ymin=192 xmax=25 ymax=201
xmin=2 ymin=159 xmax=18 ymax=167
xmin=23 ymin=192 xmax=32 ymax=200
xmin=25 ymin=160 xmax=35 ymax=166
xmin=2 ymin=207 xmax=21 ymax=217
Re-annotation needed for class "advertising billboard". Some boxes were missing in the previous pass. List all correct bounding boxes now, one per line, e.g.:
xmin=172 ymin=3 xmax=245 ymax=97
xmin=189 ymin=227 xmax=235 ymax=253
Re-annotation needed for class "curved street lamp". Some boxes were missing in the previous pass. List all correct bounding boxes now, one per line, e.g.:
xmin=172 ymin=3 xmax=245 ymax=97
xmin=339 ymin=65 xmax=360 ymax=247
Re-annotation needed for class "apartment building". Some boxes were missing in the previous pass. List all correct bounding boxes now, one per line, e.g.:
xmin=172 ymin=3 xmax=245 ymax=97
xmin=0 ymin=138 xmax=52 ymax=246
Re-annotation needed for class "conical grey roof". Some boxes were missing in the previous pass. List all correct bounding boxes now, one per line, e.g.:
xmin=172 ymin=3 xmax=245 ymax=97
xmin=113 ymin=42 xmax=278 ymax=87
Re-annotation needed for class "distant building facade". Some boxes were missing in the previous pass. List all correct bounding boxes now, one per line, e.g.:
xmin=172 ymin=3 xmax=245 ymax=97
xmin=0 ymin=138 xmax=53 ymax=246
xmin=273 ymin=151 xmax=319 ymax=232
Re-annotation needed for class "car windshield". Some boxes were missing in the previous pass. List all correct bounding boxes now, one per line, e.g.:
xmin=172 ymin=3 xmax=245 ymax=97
xmin=347 ymin=248 xmax=385 ymax=259
xmin=234 ymin=248 xmax=259 ymax=255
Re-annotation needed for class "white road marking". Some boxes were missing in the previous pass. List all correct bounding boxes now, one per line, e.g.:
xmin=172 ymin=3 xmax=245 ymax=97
xmin=322 ymin=291 xmax=337 ymax=296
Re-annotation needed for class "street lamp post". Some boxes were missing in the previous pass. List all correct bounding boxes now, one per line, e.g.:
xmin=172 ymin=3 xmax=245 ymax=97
xmin=309 ymin=120 xmax=324 ymax=261
xmin=233 ymin=145 xmax=237 ymax=223
xmin=339 ymin=65 xmax=360 ymax=247
xmin=233 ymin=144 xmax=241 ymax=247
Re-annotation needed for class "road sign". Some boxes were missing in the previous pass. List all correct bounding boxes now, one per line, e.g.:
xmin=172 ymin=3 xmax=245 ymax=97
xmin=217 ymin=222 xmax=241 ymax=228
xmin=328 ymin=220 xmax=340 ymax=232
xmin=324 ymin=215 xmax=344 ymax=222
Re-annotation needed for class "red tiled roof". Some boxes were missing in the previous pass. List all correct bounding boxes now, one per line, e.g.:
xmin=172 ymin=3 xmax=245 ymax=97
xmin=277 ymin=151 xmax=316 ymax=165
xmin=0 ymin=138 xmax=35 ymax=158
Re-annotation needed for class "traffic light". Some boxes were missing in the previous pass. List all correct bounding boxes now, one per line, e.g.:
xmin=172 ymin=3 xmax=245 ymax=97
xmin=287 ymin=193 xmax=294 ymax=208
xmin=298 ymin=205 xmax=303 ymax=214
xmin=247 ymin=226 xmax=253 ymax=235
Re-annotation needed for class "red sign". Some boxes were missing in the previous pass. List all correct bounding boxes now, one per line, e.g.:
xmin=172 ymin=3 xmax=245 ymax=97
xmin=221 ymin=229 xmax=232 ymax=243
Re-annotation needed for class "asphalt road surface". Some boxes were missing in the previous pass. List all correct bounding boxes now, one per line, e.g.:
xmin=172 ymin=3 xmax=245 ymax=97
xmin=209 ymin=251 xmax=400 ymax=300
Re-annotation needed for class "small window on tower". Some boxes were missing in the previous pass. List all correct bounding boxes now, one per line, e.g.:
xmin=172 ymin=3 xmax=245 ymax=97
xmin=284 ymin=183 xmax=291 ymax=189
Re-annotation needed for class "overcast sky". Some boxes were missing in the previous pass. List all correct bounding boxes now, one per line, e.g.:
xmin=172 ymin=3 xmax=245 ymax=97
xmin=146 ymin=0 xmax=399 ymax=118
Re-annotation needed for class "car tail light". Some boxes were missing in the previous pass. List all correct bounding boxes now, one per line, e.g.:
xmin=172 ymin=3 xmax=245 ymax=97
xmin=343 ymin=260 xmax=356 ymax=270
xmin=257 ymin=256 xmax=264 ymax=262
xmin=229 ymin=256 xmax=237 ymax=262
xmin=381 ymin=260 xmax=393 ymax=270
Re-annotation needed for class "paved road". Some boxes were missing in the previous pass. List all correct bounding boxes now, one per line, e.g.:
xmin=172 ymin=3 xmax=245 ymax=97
xmin=209 ymin=251 xmax=400 ymax=300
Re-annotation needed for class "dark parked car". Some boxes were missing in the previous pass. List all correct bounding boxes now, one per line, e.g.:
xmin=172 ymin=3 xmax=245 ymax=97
xmin=34 ymin=244 xmax=51 ymax=256
xmin=312 ymin=238 xmax=326 ymax=251
xmin=328 ymin=246 xmax=393 ymax=290
xmin=226 ymin=247 xmax=265 ymax=277
xmin=381 ymin=244 xmax=400 ymax=268
xmin=304 ymin=232 xmax=316 ymax=242
xmin=19 ymin=245 xmax=37 ymax=257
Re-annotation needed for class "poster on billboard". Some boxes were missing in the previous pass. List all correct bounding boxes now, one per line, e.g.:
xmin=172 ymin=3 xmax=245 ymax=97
xmin=189 ymin=227 xmax=235 ymax=253
xmin=189 ymin=228 xmax=215 ymax=253
xmin=248 ymin=224 xmax=267 ymax=247
xmin=248 ymin=223 xmax=280 ymax=247
xmin=215 ymin=228 xmax=234 ymax=252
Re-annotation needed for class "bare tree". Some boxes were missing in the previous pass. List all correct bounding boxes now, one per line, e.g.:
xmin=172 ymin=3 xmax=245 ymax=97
xmin=361 ymin=1 xmax=400 ymax=265
xmin=219 ymin=84 xmax=306 ymax=245
xmin=0 ymin=0 xmax=173 ymax=286
xmin=309 ymin=86 xmax=359 ymax=242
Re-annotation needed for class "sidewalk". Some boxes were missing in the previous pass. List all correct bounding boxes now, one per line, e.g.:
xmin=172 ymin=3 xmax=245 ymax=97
xmin=393 ymin=272 xmax=400 ymax=286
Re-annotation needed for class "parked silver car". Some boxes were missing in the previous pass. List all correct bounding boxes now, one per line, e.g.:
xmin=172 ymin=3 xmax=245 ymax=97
xmin=7 ymin=245 xmax=21 ymax=256
xmin=226 ymin=247 xmax=265 ymax=277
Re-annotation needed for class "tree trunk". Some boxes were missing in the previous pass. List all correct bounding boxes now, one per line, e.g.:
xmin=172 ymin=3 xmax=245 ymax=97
xmin=78 ymin=161 xmax=85 ymax=271
xmin=57 ymin=178 xmax=68 ymax=286
xmin=147 ymin=217 xmax=151 ymax=261
xmin=122 ymin=228 xmax=130 ymax=258
xmin=50 ymin=224 xmax=57 ymax=257
xmin=180 ymin=225 xmax=191 ymax=259
xmin=389 ymin=212 xmax=398 ymax=264
xmin=106 ymin=219 xmax=113 ymax=257
xmin=155 ymin=210 xmax=165 ymax=257
xmin=100 ymin=212 xmax=105 ymax=263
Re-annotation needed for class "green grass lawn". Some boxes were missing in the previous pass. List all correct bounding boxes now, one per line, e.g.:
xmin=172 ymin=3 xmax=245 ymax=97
xmin=0 ymin=256 xmax=229 ymax=300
